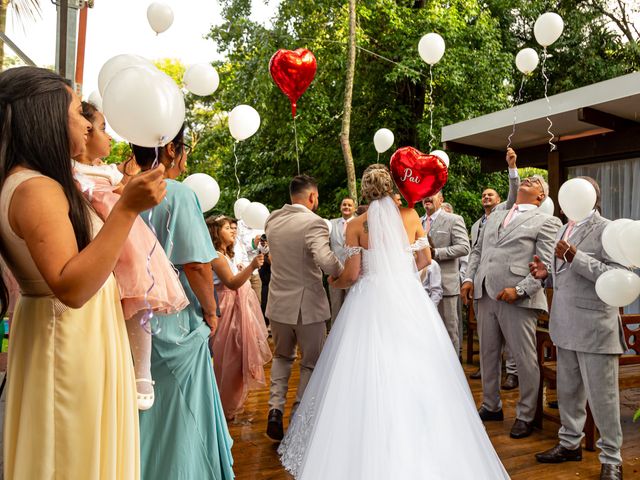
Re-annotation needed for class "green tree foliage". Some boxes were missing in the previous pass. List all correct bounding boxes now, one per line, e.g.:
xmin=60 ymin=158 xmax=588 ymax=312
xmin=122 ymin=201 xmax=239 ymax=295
xmin=167 ymin=0 xmax=637 ymax=227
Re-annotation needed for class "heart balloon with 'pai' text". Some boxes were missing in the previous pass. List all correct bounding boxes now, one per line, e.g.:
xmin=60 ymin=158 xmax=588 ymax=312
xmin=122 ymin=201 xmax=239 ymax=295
xmin=390 ymin=146 xmax=448 ymax=207
xmin=269 ymin=48 xmax=317 ymax=118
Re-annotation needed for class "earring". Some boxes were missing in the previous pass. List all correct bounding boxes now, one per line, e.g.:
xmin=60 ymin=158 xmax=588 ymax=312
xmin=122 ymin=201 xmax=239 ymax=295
xmin=170 ymin=160 xmax=175 ymax=168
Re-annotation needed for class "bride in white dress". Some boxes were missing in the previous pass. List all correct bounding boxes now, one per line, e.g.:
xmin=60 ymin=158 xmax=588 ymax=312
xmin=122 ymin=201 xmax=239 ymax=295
xmin=278 ymin=164 xmax=510 ymax=479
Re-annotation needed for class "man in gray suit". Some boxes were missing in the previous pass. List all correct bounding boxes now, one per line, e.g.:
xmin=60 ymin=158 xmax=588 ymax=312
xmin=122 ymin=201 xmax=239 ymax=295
xmin=469 ymin=148 xmax=520 ymax=389
xmin=265 ymin=175 xmax=343 ymax=440
xmin=531 ymin=178 xmax=625 ymax=480
xmin=328 ymin=197 xmax=355 ymax=329
xmin=421 ymin=192 xmax=470 ymax=355
xmin=461 ymin=174 xmax=562 ymax=439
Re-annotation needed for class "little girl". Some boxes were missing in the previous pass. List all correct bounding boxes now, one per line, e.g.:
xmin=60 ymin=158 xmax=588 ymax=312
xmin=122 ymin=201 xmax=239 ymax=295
xmin=207 ymin=215 xmax=272 ymax=421
xmin=73 ymin=102 xmax=188 ymax=409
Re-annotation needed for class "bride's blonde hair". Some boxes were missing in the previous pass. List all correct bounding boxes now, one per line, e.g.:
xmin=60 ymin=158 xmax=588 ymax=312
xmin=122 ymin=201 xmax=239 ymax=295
xmin=361 ymin=164 xmax=394 ymax=203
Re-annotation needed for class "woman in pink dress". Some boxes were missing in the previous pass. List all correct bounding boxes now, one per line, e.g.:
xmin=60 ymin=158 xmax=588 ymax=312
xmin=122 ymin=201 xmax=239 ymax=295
xmin=73 ymin=102 xmax=188 ymax=409
xmin=207 ymin=215 xmax=272 ymax=421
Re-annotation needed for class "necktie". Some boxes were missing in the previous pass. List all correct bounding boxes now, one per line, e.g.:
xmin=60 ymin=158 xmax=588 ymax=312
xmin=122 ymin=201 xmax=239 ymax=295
xmin=562 ymin=220 xmax=576 ymax=241
xmin=502 ymin=204 xmax=519 ymax=228
xmin=424 ymin=216 xmax=433 ymax=234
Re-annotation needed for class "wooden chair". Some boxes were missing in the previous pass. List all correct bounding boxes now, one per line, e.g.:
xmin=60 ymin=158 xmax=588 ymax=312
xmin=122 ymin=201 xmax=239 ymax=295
xmin=536 ymin=312 xmax=640 ymax=451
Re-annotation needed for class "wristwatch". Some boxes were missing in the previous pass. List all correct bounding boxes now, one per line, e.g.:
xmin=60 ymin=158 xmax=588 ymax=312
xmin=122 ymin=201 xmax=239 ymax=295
xmin=515 ymin=286 xmax=526 ymax=298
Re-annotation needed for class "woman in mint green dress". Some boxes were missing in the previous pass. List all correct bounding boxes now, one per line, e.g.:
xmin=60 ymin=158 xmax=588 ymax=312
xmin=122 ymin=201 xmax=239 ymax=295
xmin=132 ymin=127 xmax=234 ymax=480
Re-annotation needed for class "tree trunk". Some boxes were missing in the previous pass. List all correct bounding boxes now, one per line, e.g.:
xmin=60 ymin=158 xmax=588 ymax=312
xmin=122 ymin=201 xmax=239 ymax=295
xmin=0 ymin=1 xmax=9 ymax=70
xmin=339 ymin=0 xmax=358 ymax=203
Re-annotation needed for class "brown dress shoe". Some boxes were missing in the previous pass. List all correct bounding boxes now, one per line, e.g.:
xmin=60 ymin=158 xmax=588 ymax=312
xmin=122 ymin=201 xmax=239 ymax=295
xmin=510 ymin=419 xmax=534 ymax=439
xmin=535 ymin=443 xmax=582 ymax=463
xmin=600 ymin=464 xmax=623 ymax=480
xmin=470 ymin=368 xmax=481 ymax=379
xmin=266 ymin=408 xmax=284 ymax=441
xmin=478 ymin=406 xmax=504 ymax=421
xmin=501 ymin=373 xmax=518 ymax=390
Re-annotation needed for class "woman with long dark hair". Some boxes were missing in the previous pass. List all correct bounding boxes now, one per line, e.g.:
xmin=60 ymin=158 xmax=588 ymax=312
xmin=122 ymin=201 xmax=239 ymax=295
xmin=132 ymin=130 xmax=234 ymax=480
xmin=0 ymin=66 xmax=166 ymax=479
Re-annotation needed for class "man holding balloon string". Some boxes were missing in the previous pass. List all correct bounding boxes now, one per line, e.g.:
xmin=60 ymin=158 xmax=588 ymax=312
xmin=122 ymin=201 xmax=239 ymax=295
xmin=461 ymin=168 xmax=562 ymax=440
xmin=530 ymin=177 xmax=626 ymax=480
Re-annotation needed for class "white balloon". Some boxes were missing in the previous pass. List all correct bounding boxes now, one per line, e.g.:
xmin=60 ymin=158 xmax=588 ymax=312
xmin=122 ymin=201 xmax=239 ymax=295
xmin=183 ymin=173 xmax=220 ymax=212
xmin=595 ymin=269 xmax=640 ymax=307
xmin=242 ymin=202 xmax=270 ymax=230
xmin=558 ymin=178 xmax=597 ymax=222
xmin=534 ymin=12 xmax=564 ymax=47
xmin=324 ymin=218 xmax=333 ymax=234
xmin=373 ymin=128 xmax=394 ymax=153
xmin=538 ymin=196 xmax=555 ymax=215
xmin=620 ymin=220 xmax=640 ymax=267
xmin=184 ymin=64 xmax=220 ymax=97
xmin=147 ymin=2 xmax=174 ymax=34
xmin=228 ymin=105 xmax=260 ymax=142
xmin=234 ymin=198 xmax=251 ymax=219
xmin=601 ymin=219 xmax=635 ymax=267
xmin=430 ymin=150 xmax=449 ymax=168
xmin=103 ymin=65 xmax=185 ymax=147
xmin=87 ymin=90 xmax=103 ymax=112
xmin=98 ymin=54 xmax=156 ymax=96
xmin=515 ymin=48 xmax=539 ymax=75
xmin=418 ymin=33 xmax=445 ymax=65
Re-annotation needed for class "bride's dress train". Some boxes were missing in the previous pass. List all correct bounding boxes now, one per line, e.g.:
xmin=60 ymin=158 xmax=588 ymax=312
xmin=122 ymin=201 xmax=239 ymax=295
xmin=278 ymin=196 xmax=509 ymax=479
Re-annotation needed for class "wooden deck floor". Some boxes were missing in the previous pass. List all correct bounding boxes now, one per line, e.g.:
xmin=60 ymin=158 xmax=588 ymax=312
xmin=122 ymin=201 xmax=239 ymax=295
xmin=228 ymin=355 xmax=640 ymax=480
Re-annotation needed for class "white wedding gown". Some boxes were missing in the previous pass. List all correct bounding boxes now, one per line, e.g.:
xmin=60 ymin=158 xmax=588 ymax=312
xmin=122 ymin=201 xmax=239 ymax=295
xmin=278 ymin=196 xmax=510 ymax=479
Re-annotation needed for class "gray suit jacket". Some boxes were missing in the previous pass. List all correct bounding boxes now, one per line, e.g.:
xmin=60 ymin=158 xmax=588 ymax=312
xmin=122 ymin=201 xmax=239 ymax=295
xmin=466 ymin=208 xmax=562 ymax=312
xmin=422 ymin=211 xmax=470 ymax=296
xmin=266 ymin=204 xmax=343 ymax=325
xmin=550 ymin=213 xmax=627 ymax=354
xmin=471 ymin=174 xmax=520 ymax=247
xmin=329 ymin=217 xmax=349 ymax=264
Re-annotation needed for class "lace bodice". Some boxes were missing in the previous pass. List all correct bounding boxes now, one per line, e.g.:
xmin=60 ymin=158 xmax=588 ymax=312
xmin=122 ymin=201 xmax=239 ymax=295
xmin=343 ymin=235 xmax=428 ymax=278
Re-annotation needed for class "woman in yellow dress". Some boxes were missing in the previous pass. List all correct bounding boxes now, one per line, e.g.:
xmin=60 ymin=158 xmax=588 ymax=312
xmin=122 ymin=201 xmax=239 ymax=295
xmin=0 ymin=67 xmax=166 ymax=479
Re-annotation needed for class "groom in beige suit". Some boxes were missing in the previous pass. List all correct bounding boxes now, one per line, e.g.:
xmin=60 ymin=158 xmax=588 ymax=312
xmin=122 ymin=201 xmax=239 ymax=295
xmin=265 ymin=175 xmax=343 ymax=441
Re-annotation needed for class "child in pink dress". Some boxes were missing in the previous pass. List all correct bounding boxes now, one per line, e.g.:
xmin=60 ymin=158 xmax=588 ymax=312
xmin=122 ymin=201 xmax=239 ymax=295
xmin=206 ymin=215 xmax=272 ymax=421
xmin=73 ymin=102 xmax=188 ymax=409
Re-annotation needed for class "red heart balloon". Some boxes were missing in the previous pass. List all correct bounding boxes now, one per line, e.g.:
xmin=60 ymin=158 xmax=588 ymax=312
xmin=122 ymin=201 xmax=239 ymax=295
xmin=269 ymin=48 xmax=317 ymax=118
xmin=390 ymin=147 xmax=448 ymax=207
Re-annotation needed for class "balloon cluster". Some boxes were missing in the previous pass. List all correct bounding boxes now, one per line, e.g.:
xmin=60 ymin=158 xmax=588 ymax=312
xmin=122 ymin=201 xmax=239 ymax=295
xmin=99 ymin=54 xmax=185 ymax=147
xmin=599 ymin=218 xmax=640 ymax=307
xmin=514 ymin=12 xmax=564 ymax=75
xmin=234 ymin=198 xmax=270 ymax=230
xmin=558 ymin=178 xmax=640 ymax=307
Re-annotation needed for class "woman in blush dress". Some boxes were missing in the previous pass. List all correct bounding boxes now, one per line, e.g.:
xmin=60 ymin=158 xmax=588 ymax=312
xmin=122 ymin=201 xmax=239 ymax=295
xmin=207 ymin=215 xmax=272 ymax=421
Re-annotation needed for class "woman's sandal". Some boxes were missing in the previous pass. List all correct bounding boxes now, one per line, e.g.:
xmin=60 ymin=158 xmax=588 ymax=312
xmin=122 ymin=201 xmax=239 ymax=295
xmin=136 ymin=378 xmax=155 ymax=411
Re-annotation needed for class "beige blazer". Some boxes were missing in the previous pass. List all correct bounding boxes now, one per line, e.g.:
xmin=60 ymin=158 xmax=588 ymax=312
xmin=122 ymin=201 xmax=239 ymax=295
xmin=265 ymin=204 xmax=343 ymax=325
